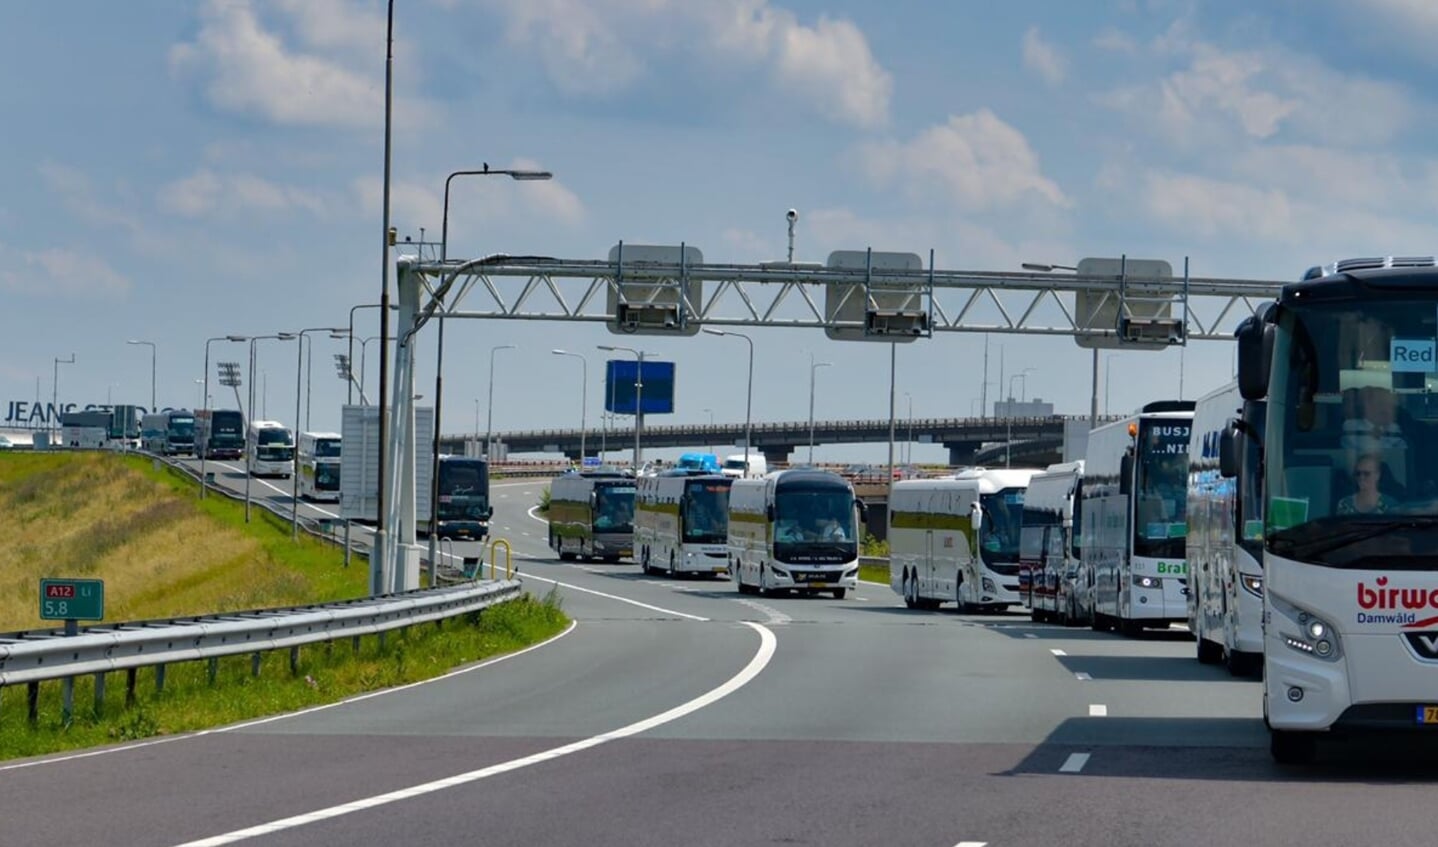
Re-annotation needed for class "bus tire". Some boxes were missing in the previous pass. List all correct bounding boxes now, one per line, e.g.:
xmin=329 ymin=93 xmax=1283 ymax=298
xmin=831 ymin=588 xmax=847 ymax=600
xmin=1227 ymin=649 xmax=1262 ymax=677
xmin=666 ymin=553 xmax=676 ymax=578
xmin=903 ymin=571 xmax=917 ymax=609
xmin=1270 ymin=730 xmax=1317 ymax=765
xmin=1196 ymin=635 xmax=1223 ymax=665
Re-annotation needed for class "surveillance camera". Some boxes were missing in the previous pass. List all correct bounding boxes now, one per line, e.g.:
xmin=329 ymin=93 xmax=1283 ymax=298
xmin=786 ymin=209 xmax=798 ymax=222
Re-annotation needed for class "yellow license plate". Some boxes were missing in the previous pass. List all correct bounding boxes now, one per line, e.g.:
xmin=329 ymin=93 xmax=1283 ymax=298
xmin=1418 ymin=706 xmax=1438 ymax=724
xmin=809 ymin=583 xmax=829 ymax=589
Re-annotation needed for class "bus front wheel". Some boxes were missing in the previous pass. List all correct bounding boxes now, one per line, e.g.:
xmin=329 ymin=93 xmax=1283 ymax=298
xmin=831 ymin=588 xmax=847 ymax=600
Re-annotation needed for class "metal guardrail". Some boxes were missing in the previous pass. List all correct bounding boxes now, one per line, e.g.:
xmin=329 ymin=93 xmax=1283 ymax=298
xmin=0 ymin=580 xmax=522 ymax=688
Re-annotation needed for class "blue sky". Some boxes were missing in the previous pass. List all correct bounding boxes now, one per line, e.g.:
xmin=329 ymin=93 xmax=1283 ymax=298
xmin=4 ymin=0 xmax=1438 ymax=462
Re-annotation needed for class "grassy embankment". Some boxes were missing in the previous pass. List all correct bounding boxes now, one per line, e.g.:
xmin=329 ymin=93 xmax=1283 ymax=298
xmin=858 ymin=535 xmax=890 ymax=584
xmin=0 ymin=452 xmax=567 ymax=760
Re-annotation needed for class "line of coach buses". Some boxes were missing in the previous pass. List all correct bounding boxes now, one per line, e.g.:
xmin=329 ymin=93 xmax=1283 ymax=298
xmin=545 ymin=258 xmax=1438 ymax=763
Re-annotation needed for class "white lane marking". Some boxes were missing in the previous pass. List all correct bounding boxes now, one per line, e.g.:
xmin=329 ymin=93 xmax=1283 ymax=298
xmin=1023 ymin=633 xmax=1038 ymax=639
xmin=0 ymin=618 xmax=578 ymax=773
xmin=528 ymin=505 xmax=548 ymax=524
xmin=954 ymin=843 xmax=988 ymax=847
xmin=1075 ymin=672 xmax=1092 ymax=681
xmin=209 ymin=462 xmax=340 ymax=519
xmin=512 ymin=556 xmax=709 ymax=622
xmin=500 ymin=494 xmax=509 ymax=498
xmin=1089 ymin=704 xmax=1108 ymax=717
xmin=859 ymin=579 xmax=888 ymax=588
xmin=730 ymin=597 xmax=792 ymax=626
xmin=1059 ymin=753 xmax=1090 ymax=773
xmin=1050 ymin=648 xmax=1067 ymax=656
xmin=172 ymin=621 xmax=778 ymax=847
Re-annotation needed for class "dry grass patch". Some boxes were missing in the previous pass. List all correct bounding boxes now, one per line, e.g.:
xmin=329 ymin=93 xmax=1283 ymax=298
xmin=0 ymin=452 xmax=364 ymax=630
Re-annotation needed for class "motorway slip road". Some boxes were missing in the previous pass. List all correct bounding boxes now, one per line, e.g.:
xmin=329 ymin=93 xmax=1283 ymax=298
xmin=6 ymin=479 xmax=1438 ymax=846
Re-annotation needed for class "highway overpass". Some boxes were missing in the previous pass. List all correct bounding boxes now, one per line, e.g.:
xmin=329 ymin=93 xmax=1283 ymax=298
xmin=444 ymin=414 xmax=1111 ymax=465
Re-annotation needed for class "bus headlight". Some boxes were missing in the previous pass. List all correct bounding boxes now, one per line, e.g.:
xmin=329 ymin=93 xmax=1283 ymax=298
xmin=982 ymin=577 xmax=998 ymax=594
xmin=1272 ymin=594 xmax=1341 ymax=662
xmin=1132 ymin=575 xmax=1162 ymax=589
xmin=1240 ymin=575 xmax=1263 ymax=597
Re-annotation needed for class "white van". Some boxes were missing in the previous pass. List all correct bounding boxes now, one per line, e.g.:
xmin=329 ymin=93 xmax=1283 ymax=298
xmin=721 ymin=453 xmax=768 ymax=479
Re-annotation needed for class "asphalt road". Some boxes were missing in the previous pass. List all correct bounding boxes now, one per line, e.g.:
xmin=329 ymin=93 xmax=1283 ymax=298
xmin=4 ymin=477 xmax=1438 ymax=846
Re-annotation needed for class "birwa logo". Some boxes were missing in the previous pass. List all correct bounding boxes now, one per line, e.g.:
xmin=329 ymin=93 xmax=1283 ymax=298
xmin=1355 ymin=577 xmax=1438 ymax=628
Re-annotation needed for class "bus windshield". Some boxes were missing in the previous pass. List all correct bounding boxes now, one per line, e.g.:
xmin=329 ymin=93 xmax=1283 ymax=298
xmin=1267 ymin=297 xmax=1438 ymax=568
xmin=313 ymin=438 xmax=341 ymax=458
xmin=1134 ymin=420 xmax=1190 ymax=560
xmin=681 ymin=480 xmax=729 ymax=543
xmin=594 ymin=484 xmax=635 ymax=533
xmin=314 ymin=462 xmax=340 ymax=491
xmin=258 ymin=429 xmax=292 ymax=446
xmin=169 ymin=418 xmax=195 ymax=436
xmin=774 ymin=489 xmax=855 ymax=543
xmin=438 ymin=462 xmax=489 ymax=520
xmin=980 ymin=488 xmax=1025 ymax=570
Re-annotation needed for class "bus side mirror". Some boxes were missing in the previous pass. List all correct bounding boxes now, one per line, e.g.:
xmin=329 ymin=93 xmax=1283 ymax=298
xmin=856 ymin=500 xmax=869 ymax=522
xmin=765 ymin=503 xmax=775 ymax=521
xmin=1236 ymin=305 xmax=1275 ymax=401
xmin=1219 ymin=423 xmax=1240 ymax=479
xmin=1119 ymin=453 xmax=1134 ymax=496
xmin=969 ymin=501 xmax=983 ymax=530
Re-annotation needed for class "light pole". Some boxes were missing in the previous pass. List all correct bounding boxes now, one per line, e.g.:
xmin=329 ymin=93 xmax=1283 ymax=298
xmin=246 ymin=333 xmax=295 ymax=522
xmin=346 ymin=303 xmax=395 ymax=405
xmin=356 ymin=335 xmax=383 ymax=403
xmin=485 ymin=344 xmax=516 ymax=460
xmin=702 ymin=407 xmax=714 ymax=454
xmin=294 ymin=328 xmax=347 ymax=538
xmin=1005 ymin=368 xmax=1035 ymax=468
xmin=1105 ymin=352 xmax=1117 ymax=415
xmin=703 ymin=329 xmax=754 ymax=477
xmin=552 ymin=350 xmax=588 ymax=463
xmin=199 ymin=335 xmax=247 ymax=497
xmin=52 ymin=353 xmax=75 ymax=434
xmin=904 ymin=392 xmax=914 ymax=466
xmin=440 ymin=165 xmax=552 ymax=262
xmin=127 ymin=339 xmax=156 ymax=412
xmin=807 ymin=354 xmax=831 ymax=464
xmin=194 ymin=379 xmax=205 ymax=410
xmin=598 ymin=344 xmax=650 ymax=468
xmin=376 ymin=0 xmax=396 ymax=597
xmin=888 ymin=343 xmax=897 ymax=481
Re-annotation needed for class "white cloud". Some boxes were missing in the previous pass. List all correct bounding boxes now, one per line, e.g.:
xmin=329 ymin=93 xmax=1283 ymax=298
xmin=481 ymin=0 xmax=892 ymax=128
xmin=858 ymin=110 xmax=1071 ymax=212
xmin=157 ymin=169 xmax=327 ymax=218
xmin=1142 ymin=171 xmax=1295 ymax=241
xmin=1022 ymin=27 xmax=1066 ymax=86
xmin=0 ymin=243 xmax=131 ymax=299
xmin=1100 ymin=34 xmax=1411 ymax=148
xmin=1092 ymin=28 xmax=1138 ymax=54
xmin=169 ymin=0 xmax=383 ymax=128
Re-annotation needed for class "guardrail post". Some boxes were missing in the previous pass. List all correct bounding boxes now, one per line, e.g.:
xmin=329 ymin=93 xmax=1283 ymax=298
xmin=155 ymin=663 xmax=166 ymax=693
xmin=125 ymin=668 xmax=137 ymax=707
xmin=27 ymin=681 xmax=38 ymax=723
xmin=93 ymin=672 xmax=106 ymax=717
xmin=344 ymin=520 xmax=353 ymax=568
xmin=208 ymin=657 xmax=219 ymax=686
xmin=251 ymin=653 xmax=262 ymax=677
xmin=289 ymin=646 xmax=300 ymax=675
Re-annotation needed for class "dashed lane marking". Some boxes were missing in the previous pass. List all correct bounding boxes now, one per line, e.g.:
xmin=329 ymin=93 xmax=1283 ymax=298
xmin=1059 ymin=753 xmax=1091 ymax=773
xmin=1089 ymin=704 xmax=1108 ymax=717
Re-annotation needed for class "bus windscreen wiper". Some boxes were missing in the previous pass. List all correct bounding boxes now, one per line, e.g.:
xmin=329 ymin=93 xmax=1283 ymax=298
xmin=1271 ymin=516 xmax=1438 ymax=559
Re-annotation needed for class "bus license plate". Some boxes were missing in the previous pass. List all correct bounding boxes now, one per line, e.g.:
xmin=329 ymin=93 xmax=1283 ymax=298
xmin=809 ymin=582 xmax=829 ymax=589
xmin=1417 ymin=706 xmax=1438 ymax=725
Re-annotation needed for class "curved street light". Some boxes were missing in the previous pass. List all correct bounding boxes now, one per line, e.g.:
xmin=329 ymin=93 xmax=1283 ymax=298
xmin=703 ymin=329 xmax=754 ymax=477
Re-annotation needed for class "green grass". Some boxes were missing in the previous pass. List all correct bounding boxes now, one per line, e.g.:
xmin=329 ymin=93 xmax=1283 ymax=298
xmin=0 ymin=453 xmax=572 ymax=760
xmin=0 ymin=590 xmax=569 ymax=760
xmin=858 ymin=563 xmax=890 ymax=585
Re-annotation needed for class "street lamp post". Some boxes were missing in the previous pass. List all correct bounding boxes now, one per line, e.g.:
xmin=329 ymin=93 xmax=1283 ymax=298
xmin=1005 ymin=368 xmax=1035 ymax=468
xmin=702 ymin=329 xmax=754 ymax=477
xmin=807 ymin=354 xmax=831 ymax=464
xmin=440 ymin=165 xmax=553 ymax=262
xmin=905 ymin=392 xmax=914 ymax=466
xmin=293 ymin=328 xmax=347 ymax=538
xmin=52 ymin=353 xmax=75 ymax=435
xmin=246 ymin=333 xmax=295 ymax=522
xmin=346 ymin=304 xmax=395 ymax=405
xmin=485 ymin=345 xmax=517 ymax=461
xmin=552 ymin=350 xmax=588 ymax=463
xmin=127 ymin=340 xmax=157 ymax=412
xmin=702 ymin=407 xmax=714 ymax=454
xmin=598 ymin=345 xmax=651 ymax=468
xmin=201 ymin=335 xmax=248 ymax=499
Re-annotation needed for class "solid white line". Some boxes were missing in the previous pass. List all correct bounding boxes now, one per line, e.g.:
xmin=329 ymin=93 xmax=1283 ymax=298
xmin=209 ymin=462 xmax=341 ymax=519
xmin=0 ymin=618 xmax=579 ymax=774
xmin=1075 ymin=672 xmax=1092 ymax=681
xmin=171 ymin=622 xmax=778 ymax=847
xmin=513 ymin=556 xmax=709 ymax=622
xmin=527 ymin=505 xmax=548 ymax=524
xmin=1059 ymin=753 xmax=1090 ymax=773
xmin=954 ymin=842 xmax=988 ymax=847
xmin=1050 ymin=648 xmax=1067 ymax=656
xmin=1089 ymin=704 xmax=1108 ymax=717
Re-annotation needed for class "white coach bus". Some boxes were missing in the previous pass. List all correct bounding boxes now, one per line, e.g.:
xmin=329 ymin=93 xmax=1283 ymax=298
xmin=635 ymin=470 xmax=733 ymax=577
xmin=1186 ymin=381 xmax=1264 ymax=676
xmin=728 ymin=468 xmax=862 ymax=599
xmin=298 ymin=431 xmax=342 ymax=502
xmin=1021 ymin=461 xmax=1085 ymax=625
xmin=1236 ymin=258 xmax=1438 ymax=763
xmin=246 ymin=420 xmax=295 ymax=478
xmin=890 ymin=468 xmax=1038 ymax=612
xmin=1081 ymin=400 xmax=1195 ymax=636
